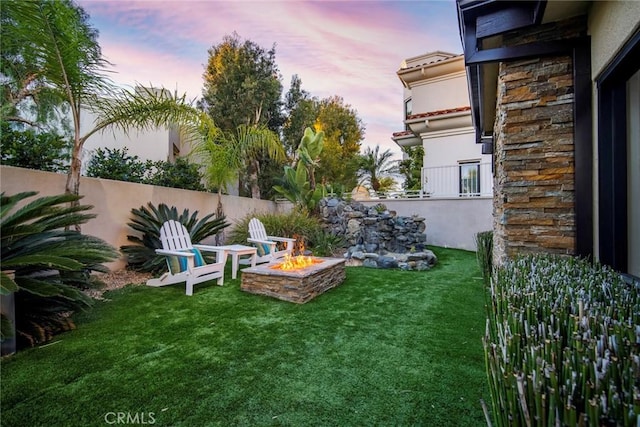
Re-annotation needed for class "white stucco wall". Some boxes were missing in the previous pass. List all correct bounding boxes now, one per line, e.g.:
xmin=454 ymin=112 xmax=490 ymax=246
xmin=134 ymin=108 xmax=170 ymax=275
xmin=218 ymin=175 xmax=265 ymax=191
xmin=422 ymin=127 xmax=484 ymax=167
xmin=0 ymin=166 xmax=282 ymax=270
xmin=410 ymin=72 xmax=470 ymax=114
xmin=361 ymin=198 xmax=493 ymax=251
xmin=80 ymin=107 xmax=174 ymax=168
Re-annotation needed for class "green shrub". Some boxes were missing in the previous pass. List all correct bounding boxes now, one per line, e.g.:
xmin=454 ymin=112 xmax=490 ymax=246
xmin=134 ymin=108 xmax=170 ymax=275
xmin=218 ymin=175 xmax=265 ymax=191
xmin=227 ymin=210 xmax=322 ymax=248
xmin=1 ymin=192 xmax=118 ymax=349
xmin=120 ymin=203 xmax=229 ymax=274
xmin=0 ymin=122 xmax=71 ymax=173
xmin=305 ymin=228 xmax=346 ymax=257
xmin=86 ymin=147 xmax=148 ymax=183
xmin=484 ymin=255 xmax=640 ymax=426
xmin=475 ymin=230 xmax=493 ymax=284
xmin=144 ymin=157 xmax=206 ymax=191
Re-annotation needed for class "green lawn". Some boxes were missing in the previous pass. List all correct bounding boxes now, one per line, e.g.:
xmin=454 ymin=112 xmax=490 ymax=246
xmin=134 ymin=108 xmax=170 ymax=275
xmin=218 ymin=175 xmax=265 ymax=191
xmin=1 ymin=247 xmax=488 ymax=426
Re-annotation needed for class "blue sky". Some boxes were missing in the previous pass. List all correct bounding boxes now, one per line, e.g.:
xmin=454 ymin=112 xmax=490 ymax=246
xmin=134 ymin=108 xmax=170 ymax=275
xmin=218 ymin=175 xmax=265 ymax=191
xmin=78 ymin=0 xmax=464 ymax=157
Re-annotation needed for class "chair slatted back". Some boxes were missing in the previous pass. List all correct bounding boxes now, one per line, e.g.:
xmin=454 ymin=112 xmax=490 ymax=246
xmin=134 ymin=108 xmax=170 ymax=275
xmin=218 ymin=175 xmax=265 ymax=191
xmin=159 ymin=220 xmax=193 ymax=251
xmin=248 ymin=218 xmax=269 ymax=241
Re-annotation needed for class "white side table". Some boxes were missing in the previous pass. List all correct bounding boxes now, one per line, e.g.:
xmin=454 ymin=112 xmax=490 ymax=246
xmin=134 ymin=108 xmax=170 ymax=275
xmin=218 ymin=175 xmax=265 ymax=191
xmin=218 ymin=244 xmax=257 ymax=279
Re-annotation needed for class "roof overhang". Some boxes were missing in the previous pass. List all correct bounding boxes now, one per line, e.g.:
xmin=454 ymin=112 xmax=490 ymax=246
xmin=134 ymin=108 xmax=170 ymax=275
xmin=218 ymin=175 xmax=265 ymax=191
xmin=456 ymin=0 xmax=590 ymax=147
xmin=397 ymin=55 xmax=465 ymax=88
xmin=406 ymin=109 xmax=472 ymax=134
xmin=391 ymin=131 xmax=422 ymax=148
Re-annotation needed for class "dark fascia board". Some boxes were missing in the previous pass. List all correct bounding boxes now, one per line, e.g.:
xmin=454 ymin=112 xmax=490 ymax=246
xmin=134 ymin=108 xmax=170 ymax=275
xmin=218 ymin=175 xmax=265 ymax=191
xmin=458 ymin=0 xmax=547 ymax=64
xmin=457 ymin=0 xmax=547 ymax=143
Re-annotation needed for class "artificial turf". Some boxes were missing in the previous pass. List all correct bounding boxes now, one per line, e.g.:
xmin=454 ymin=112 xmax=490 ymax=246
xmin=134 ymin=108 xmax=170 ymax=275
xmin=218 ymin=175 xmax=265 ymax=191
xmin=1 ymin=247 xmax=488 ymax=426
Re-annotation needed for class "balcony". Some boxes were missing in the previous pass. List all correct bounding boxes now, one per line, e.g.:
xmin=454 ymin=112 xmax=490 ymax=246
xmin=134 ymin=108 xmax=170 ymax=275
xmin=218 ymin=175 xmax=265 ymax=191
xmin=422 ymin=162 xmax=492 ymax=198
xmin=347 ymin=163 xmax=493 ymax=200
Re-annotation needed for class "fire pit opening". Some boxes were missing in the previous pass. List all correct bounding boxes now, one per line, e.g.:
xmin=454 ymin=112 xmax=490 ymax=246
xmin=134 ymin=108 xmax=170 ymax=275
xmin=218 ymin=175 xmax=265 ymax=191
xmin=241 ymin=253 xmax=346 ymax=304
xmin=270 ymin=253 xmax=323 ymax=271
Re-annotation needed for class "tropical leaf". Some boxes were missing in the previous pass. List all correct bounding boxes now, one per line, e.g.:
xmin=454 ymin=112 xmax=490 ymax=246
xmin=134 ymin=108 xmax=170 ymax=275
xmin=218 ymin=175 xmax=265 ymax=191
xmin=121 ymin=202 xmax=229 ymax=274
xmin=1 ymin=272 xmax=18 ymax=295
xmin=0 ymin=255 xmax=84 ymax=271
xmin=1 ymin=191 xmax=117 ymax=350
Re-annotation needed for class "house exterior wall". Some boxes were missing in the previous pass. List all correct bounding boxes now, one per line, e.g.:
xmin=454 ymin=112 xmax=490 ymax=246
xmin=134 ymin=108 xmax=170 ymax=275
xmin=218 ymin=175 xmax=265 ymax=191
xmin=588 ymin=0 xmax=640 ymax=264
xmin=422 ymin=127 xmax=479 ymax=168
xmin=589 ymin=1 xmax=640 ymax=79
xmin=80 ymin=107 xmax=174 ymax=169
xmin=409 ymin=71 xmax=470 ymax=115
xmin=492 ymin=17 xmax=587 ymax=264
xmin=394 ymin=53 xmax=493 ymax=197
xmin=0 ymin=166 xmax=284 ymax=271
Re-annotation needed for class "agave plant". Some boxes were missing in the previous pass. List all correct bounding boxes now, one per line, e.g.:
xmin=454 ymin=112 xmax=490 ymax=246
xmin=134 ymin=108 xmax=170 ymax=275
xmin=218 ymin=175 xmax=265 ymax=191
xmin=120 ymin=203 xmax=229 ymax=274
xmin=1 ymin=192 xmax=118 ymax=349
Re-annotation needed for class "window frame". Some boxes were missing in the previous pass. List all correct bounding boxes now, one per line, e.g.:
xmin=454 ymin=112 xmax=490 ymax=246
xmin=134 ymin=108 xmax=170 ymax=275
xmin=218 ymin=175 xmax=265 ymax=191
xmin=596 ymin=29 xmax=640 ymax=275
xmin=458 ymin=160 xmax=481 ymax=197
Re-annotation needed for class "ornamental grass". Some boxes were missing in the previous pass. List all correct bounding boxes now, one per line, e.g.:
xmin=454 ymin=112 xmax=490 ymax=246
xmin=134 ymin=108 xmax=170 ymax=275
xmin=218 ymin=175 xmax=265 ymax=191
xmin=484 ymin=255 xmax=640 ymax=426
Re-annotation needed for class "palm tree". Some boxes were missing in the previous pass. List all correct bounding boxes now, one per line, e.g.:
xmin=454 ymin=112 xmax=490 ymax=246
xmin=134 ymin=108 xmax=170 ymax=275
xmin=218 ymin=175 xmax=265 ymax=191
xmin=1 ymin=191 xmax=118 ymax=350
xmin=2 ymin=1 xmax=201 ymax=208
xmin=357 ymin=145 xmax=399 ymax=192
xmin=196 ymin=124 xmax=285 ymax=200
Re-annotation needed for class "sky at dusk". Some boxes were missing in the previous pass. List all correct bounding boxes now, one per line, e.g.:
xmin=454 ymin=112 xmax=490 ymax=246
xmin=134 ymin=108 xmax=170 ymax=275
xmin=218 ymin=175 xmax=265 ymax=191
xmin=78 ymin=0 xmax=464 ymax=158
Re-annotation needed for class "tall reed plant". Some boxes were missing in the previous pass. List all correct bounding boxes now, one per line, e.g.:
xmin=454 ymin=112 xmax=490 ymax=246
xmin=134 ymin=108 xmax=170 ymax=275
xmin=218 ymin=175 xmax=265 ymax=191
xmin=484 ymin=255 xmax=639 ymax=426
xmin=475 ymin=230 xmax=493 ymax=284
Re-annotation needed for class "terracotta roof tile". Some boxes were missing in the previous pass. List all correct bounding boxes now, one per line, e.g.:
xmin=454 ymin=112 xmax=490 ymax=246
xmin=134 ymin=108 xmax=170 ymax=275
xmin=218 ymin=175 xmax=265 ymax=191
xmin=406 ymin=106 xmax=471 ymax=120
xmin=398 ymin=53 xmax=463 ymax=72
xmin=392 ymin=130 xmax=414 ymax=137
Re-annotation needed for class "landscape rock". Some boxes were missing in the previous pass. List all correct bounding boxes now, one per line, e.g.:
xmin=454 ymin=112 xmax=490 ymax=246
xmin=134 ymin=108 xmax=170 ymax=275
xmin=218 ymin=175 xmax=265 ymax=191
xmin=317 ymin=197 xmax=438 ymax=271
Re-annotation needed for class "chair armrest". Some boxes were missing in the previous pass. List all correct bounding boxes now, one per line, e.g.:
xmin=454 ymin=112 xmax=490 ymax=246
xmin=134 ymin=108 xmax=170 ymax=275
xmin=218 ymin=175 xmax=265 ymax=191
xmin=156 ymin=249 xmax=194 ymax=258
xmin=248 ymin=238 xmax=276 ymax=246
xmin=192 ymin=245 xmax=227 ymax=264
xmin=192 ymin=244 xmax=225 ymax=254
xmin=267 ymin=236 xmax=297 ymax=243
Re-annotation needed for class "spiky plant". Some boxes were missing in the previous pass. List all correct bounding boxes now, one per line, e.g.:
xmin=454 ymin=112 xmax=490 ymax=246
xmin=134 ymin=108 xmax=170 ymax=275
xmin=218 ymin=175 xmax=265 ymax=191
xmin=475 ymin=230 xmax=493 ymax=285
xmin=1 ymin=192 xmax=118 ymax=349
xmin=120 ymin=203 xmax=229 ymax=274
xmin=484 ymin=255 xmax=640 ymax=426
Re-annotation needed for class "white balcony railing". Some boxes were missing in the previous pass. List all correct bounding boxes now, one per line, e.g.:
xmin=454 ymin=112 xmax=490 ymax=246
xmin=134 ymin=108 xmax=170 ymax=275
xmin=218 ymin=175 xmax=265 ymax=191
xmin=421 ymin=162 xmax=493 ymax=198
xmin=325 ymin=163 xmax=494 ymax=200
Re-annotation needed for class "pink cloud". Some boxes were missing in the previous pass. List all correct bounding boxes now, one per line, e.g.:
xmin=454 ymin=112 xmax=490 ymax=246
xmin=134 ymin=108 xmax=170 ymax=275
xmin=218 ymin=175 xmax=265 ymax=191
xmin=79 ymin=0 xmax=463 ymax=156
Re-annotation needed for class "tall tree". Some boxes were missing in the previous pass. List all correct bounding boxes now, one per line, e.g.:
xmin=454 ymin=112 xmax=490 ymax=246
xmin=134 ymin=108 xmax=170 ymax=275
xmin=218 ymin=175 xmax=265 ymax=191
xmin=200 ymin=33 xmax=284 ymax=133
xmin=199 ymin=33 xmax=286 ymax=197
xmin=357 ymin=145 xmax=399 ymax=192
xmin=1 ymin=1 xmax=201 ymax=213
xmin=282 ymin=75 xmax=317 ymax=155
xmin=1 ymin=0 xmax=72 ymax=130
xmin=314 ymin=96 xmax=365 ymax=190
xmin=195 ymin=122 xmax=285 ymax=200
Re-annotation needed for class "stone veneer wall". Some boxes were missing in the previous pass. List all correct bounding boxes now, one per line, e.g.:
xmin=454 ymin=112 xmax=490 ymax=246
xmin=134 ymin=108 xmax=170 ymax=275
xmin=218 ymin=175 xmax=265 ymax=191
xmin=493 ymin=17 xmax=587 ymax=264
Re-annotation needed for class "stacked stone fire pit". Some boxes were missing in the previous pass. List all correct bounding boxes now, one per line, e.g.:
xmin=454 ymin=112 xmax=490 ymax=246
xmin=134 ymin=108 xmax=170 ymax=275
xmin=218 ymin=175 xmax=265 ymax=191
xmin=240 ymin=257 xmax=346 ymax=304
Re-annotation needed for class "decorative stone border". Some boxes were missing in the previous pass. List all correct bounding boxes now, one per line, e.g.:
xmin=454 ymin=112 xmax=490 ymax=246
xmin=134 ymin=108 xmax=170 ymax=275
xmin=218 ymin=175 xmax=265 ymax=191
xmin=345 ymin=249 xmax=438 ymax=271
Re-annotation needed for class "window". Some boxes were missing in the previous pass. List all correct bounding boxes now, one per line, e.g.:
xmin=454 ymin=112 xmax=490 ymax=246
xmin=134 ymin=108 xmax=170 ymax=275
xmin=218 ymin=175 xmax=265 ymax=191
xmin=459 ymin=161 xmax=480 ymax=196
xmin=404 ymin=98 xmax=412 ymax=119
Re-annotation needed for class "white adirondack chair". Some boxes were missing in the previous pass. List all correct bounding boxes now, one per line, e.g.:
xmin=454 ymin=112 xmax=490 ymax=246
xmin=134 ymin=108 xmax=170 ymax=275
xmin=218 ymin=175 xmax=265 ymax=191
xmin=146 ymin=220 xmax=227 ymax=296
xmin=247 ymin=218 xmax=296 ymax=264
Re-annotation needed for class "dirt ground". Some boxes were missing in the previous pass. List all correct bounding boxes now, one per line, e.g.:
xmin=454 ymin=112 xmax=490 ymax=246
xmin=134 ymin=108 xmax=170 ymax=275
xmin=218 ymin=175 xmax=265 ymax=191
xmin=88 ymin=270 xmax=152 ymax=299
